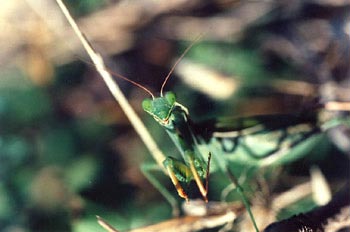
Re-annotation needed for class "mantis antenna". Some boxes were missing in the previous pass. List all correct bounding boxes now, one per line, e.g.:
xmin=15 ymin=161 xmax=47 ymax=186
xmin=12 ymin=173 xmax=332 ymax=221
xmin=79 ymin=57 xmax=155 ymax=99
xmin=103 ymin=65 xmax=155 ymax=99
xmin=160 ymin=35 xmax=203 ymax=97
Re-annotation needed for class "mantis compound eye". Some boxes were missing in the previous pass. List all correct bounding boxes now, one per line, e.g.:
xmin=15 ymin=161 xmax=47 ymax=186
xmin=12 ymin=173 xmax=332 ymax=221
xmin=165 ymin=91 xmax=176 ymax=105
xmin=142 ymin=98 xmax=153 ymax=112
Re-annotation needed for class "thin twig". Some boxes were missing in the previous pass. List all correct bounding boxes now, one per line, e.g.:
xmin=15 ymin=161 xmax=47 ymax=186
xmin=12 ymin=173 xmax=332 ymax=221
xmin=55 ymin=0 xmax=166 ymax=170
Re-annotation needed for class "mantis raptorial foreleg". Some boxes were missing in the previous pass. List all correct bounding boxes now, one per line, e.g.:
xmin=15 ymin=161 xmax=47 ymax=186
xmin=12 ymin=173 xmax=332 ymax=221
xmin=163 ymin=151 xmax=211 ymax=203
xmin=163 ymin=157 xmax=192 ymax=201
xmin=141 ymin=151 xmax=212 ymax=216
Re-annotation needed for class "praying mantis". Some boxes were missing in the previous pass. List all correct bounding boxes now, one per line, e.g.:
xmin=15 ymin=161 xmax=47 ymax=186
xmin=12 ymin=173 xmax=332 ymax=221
xmin=55 ymin=1 xmax=350 ymax=231
xmin=99 ymin=41 xmax=349 ymax=232
xmin=77 ymin=41 xmax=349 ymax=232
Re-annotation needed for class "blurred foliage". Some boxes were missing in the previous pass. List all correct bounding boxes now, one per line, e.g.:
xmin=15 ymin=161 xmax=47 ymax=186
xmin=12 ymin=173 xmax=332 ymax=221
xmin=1 ymin=0 xmax=349 ymax=232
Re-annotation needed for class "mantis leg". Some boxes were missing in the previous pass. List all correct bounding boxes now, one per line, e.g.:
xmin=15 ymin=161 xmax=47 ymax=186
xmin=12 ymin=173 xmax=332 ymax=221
xmin=163 ymin=157 xmax=193 ymax=202
xmin=187 ymin=151 xmax=212 ymax=202
xmin=141 ymin=163 xmax=180 ymax=216
xmin=225 ymin=167 xmax=259 ymax=232
xmin=209 ymin=145 xmax=259 ymax=232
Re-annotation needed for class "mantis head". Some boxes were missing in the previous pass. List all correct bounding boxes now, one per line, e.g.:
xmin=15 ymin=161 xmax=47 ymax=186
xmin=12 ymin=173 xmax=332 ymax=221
xmin=142 ymin=92 xmax=176 ymax=124
xmin=142 ymin=36 xmax=200 ymax=123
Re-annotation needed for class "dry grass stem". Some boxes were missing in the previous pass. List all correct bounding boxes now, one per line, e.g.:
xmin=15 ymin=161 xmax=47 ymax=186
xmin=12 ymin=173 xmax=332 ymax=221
xmin=97 ymin=216 xmax=120 ymax=232
xmin=55 ymin=0 xmax=166 ymax=170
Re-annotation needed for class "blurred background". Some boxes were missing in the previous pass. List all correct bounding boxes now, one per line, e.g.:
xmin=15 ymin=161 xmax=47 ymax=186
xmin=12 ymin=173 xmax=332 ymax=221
xmin=0 ymin=0 xmax=349 ymax=231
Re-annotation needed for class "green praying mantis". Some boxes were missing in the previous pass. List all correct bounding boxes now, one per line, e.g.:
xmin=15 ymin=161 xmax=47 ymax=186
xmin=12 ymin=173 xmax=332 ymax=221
xmin=55 ymin=0 xmax=349 ymax=230
xmin=91 ymin=41 xmax=349 ymax=232
xmin=142 ymin=91 xmax=212 ymax=202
